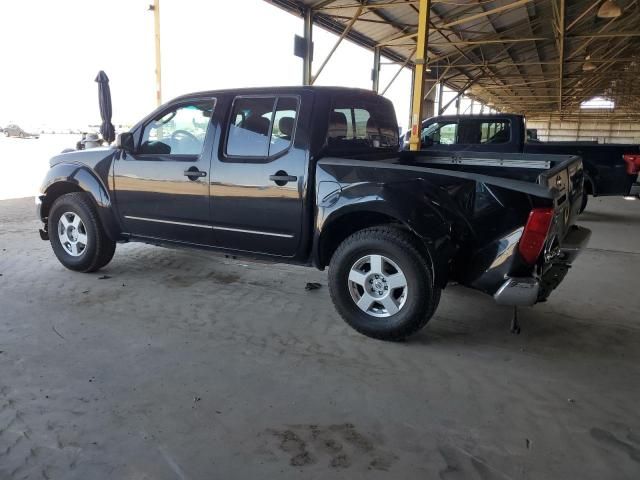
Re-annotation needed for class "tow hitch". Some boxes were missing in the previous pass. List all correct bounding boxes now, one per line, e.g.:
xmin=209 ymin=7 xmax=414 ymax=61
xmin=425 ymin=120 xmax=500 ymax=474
xmin=510 ymin=306 xmax=521 ymax=335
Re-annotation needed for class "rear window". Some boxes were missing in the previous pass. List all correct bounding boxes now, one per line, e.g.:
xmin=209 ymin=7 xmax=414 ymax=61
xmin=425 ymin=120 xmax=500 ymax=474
xmin=327 ymin=95 xmax=398 ymax=151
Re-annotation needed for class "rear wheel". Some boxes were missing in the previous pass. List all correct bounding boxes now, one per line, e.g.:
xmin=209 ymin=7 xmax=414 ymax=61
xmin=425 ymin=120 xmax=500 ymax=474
xmin=328 ymin=226 xmax=440 ymax=341
xmin=48 ymin=192 xmax=116 ymax=272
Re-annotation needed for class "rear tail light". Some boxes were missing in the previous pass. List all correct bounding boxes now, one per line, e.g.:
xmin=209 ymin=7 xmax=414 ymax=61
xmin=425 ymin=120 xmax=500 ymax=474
xmin=623 ymin=154 xmax=640 ymax=175
xmin=519 ymin=208 xmax=554 ymax=265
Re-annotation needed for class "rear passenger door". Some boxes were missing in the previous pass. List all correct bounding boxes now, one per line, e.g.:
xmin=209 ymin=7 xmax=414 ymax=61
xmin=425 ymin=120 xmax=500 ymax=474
xmin=209 ymin=94 xmax=309 ymax=257
xmin=457 ymin=118 xmax=512 ymax=152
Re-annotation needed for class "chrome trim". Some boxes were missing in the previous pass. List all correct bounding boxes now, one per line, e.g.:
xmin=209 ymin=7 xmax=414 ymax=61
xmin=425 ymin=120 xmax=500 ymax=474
xmin=124 ymin=215 xmax=211 ymax=229
xmin=211 ymin=225 xmax=294 ymax=238
xmin=428 ymin=156 xmax=551 ymax=169
xmin=124 ymin=215 xmax=294 ymax=238
xmin=493 ymin=277 xmax=540 ymax=306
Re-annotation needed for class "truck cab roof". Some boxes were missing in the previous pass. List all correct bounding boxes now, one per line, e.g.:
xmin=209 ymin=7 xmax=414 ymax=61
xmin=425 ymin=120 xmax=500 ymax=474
xmin=170 ymin=85 xmax=384 ymax=103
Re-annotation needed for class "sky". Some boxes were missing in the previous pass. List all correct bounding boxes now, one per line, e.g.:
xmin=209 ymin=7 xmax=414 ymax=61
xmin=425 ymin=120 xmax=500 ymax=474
xmin=0 ymin=0 xmax=413 ymax=131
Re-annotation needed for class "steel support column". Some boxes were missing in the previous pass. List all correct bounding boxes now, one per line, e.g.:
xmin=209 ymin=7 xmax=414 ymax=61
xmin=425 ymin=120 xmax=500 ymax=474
xmin=303 ymin=8 xmax=313 ymax=86
xmin=439 ymin=73 xmax=482 ymax=114
xmin=556 ymin=0 xmax=565 ymax=112
xmin=312 ymin=5 xmax=363 ymax=84
xmin=409 ymin=0 xmax=430 ymax=151
xmin=381 ymin=47 xmax=415 ymax=96
xmin=372 ymin=46 xmax=381 ymax=92
xmin=152 ymin=0 xmax=162 ymax=106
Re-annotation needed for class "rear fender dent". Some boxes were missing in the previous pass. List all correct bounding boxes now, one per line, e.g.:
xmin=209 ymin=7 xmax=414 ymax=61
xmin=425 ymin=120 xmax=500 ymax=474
xmin=315 ymin=184 xmax=452 ymax=288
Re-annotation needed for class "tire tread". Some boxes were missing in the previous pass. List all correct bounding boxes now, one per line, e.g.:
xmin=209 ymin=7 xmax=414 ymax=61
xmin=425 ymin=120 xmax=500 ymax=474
xmin=328 ymin=226 xmax=441 ymax=341
xmin=48 ymin=192 xmax=115 ymax=273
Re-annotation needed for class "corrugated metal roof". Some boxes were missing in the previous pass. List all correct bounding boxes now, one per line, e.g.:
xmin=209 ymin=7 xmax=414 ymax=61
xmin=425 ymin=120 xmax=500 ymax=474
xmin=265 ymin=0 xmax=640 ymax=117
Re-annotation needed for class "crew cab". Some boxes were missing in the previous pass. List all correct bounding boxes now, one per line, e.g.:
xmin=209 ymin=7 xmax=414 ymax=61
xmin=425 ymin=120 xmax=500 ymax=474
xmin=37 ymin=87 xmax=590 ymax=341
xmin=417 ymin=113 xmax=640 ymax=211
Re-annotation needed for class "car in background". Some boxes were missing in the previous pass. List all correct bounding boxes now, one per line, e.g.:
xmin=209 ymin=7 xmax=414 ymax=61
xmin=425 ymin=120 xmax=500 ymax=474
xmin=3 ymin=124 xmax=39 ymax=139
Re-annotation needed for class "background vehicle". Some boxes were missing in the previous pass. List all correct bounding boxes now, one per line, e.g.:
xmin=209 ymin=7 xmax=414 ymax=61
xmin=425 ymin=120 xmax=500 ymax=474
xmin=36 ymin=87 xmax=589 ymax=341
xmin=3 ymin=123 xmax=40 ymax=139
xmin=417 ymin=113 xmax=640 ymax=211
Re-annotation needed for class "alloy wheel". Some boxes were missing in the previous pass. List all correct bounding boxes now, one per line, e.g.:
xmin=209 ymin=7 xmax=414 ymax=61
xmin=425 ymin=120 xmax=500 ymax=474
xmin=348 ymin=254 xmax=408 ymax=317
xmin=57 ymin=212 xmax=88 ymax=257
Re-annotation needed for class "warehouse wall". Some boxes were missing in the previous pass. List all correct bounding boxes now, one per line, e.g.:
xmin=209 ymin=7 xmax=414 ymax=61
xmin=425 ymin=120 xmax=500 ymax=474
xmin=526 ymin=116 xmax=640 ymax=144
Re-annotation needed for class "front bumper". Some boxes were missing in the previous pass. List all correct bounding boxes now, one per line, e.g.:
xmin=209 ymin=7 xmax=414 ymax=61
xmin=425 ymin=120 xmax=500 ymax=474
xmin=35 ymin=194 xmax=43 ymax=218
xmin=494 ymin=225 xmax=591 ymax=306
xmin=35 ymin=194 xmax=49 ymax=240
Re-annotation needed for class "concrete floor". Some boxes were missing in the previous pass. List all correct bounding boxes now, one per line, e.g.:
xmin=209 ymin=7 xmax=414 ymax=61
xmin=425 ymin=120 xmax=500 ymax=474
xmin=0 ymin=195 xmax=639 ymax=479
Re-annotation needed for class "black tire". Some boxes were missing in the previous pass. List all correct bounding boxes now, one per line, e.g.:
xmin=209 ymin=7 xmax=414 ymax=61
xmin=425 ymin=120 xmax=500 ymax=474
xmin=48 ymin=192 xmax=116 ymax=272
xmin=328 ymin=226 xmax=441 ymax=341
xmin=579 ymin=192 xmax=588 ymax=214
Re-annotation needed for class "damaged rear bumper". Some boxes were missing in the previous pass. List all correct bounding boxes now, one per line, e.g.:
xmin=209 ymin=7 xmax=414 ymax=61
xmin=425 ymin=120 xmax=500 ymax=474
xmin=494 ymin=225 xmax=591 ymax=306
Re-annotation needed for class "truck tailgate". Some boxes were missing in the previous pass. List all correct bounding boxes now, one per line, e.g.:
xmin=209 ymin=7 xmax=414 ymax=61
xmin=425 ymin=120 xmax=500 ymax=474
xmin=537 ymin=154 xmax=584 ymax=241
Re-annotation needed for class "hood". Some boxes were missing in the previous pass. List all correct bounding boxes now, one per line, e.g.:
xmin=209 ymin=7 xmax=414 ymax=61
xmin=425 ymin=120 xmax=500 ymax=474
xmin=49 ymin=147 xmax=115 ymax=168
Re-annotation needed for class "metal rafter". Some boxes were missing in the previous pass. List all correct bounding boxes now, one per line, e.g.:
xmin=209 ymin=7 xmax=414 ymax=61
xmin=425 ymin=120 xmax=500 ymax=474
xmin=264 ymin=0 xmax=640 ymax=117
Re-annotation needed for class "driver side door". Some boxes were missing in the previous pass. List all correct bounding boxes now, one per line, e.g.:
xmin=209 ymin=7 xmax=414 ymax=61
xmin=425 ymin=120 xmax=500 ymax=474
xmin=113 ymin=98 xmax=216 ymax=246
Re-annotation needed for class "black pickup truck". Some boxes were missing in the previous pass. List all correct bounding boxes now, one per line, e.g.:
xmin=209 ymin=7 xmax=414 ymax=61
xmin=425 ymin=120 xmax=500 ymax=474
xmin=37 ymin=87 xmax=590 ymax=341
xmin=417 ymin=113 xmax=640 ymax=211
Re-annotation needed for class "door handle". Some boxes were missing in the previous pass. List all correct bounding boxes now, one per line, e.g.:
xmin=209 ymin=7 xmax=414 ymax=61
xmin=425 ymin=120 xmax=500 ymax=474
xmin=269 ymin=171 xmax=297 ymax=186
xmin=184 ymin=168 xmax=207 ymax=180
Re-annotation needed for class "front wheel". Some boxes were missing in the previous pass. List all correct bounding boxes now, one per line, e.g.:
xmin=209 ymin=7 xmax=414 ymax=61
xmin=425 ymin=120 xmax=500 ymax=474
xmin=48 ymin=192 xmax=116 ymax=272
xmin=328 ymin=227 xmax=441 ymax=341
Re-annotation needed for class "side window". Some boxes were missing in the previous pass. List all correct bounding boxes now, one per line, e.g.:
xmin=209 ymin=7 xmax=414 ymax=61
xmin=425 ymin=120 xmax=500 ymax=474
xmin=269 ymin=97 xmax=299 ymax=156
xmin=226 ymin=97 xmax=275 ymax=157
xmin=422 ymin=122 xmax=457 ymax=145
xmin=139 ymin=101 xmax=214 ymax=155
xmin=225 ymin=96 xmax=299 ymax=158
xmin=480 ymin=121 xmax=510 ymax=144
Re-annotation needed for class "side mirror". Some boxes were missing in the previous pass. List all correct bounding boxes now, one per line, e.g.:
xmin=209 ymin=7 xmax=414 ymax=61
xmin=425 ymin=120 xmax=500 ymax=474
xmin=115 ymin=132 xmax=134 ymax=152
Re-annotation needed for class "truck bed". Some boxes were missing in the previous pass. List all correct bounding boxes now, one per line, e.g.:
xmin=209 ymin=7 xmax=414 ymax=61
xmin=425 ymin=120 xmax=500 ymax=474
xmin=399 ymin=150 xmax=582 ymax=203
xmin=401 ymin=149 xmax=584 ymax=245
xmin=322 ymin=149 xmax=584 ymax=245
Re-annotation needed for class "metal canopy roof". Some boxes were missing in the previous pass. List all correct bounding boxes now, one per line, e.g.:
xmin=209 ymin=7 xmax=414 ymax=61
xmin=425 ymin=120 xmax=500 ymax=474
xmin=265 ymin=0 xmax=640 ymax=117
